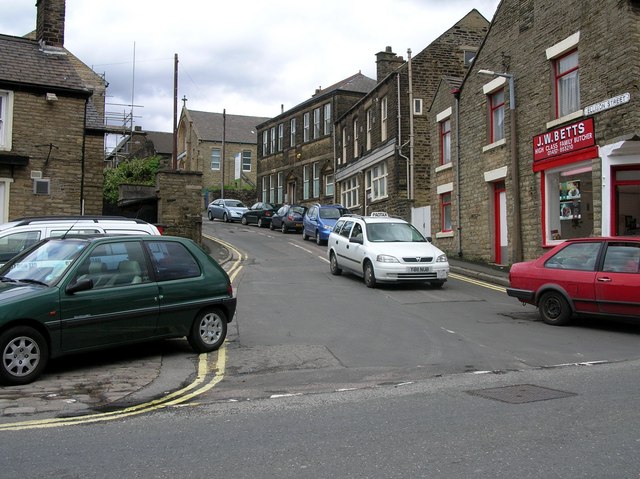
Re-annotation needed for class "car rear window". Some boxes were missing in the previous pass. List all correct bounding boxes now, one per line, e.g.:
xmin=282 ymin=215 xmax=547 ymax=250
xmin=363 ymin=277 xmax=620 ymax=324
xmin=544 ymin=242 xmax=601 ymax=271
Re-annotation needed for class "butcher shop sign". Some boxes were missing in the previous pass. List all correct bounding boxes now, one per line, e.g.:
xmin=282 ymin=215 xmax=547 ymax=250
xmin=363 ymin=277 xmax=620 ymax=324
xmin=533 ymin=118 xmax=595 ymax=163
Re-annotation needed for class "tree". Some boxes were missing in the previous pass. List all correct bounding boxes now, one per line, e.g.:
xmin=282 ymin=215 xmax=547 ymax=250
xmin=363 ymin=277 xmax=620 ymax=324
xmin=103 ymin=156 xmax=160 ymax=205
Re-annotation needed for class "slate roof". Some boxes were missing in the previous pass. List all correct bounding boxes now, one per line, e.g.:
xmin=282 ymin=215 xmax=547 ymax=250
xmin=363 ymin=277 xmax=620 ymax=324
xmin=0 ymin=33 xmax=90 ymax=94
xmin=145 ymin=131 xmax=173 ymax=154
xmin=187 ymin=111 xmax=270 ymax=144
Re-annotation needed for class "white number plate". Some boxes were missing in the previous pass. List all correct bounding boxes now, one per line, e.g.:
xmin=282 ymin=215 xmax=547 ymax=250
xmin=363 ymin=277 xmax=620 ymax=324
xmin=409 ymin=266 xmax=430 ymax=273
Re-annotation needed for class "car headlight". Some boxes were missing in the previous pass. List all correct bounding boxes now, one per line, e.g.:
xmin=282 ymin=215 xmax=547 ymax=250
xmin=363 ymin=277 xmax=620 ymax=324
xmin=436 ymin=254 xmax=448 ymax=263
xmin=376 ymin=254 xmax=399 ymax=263
xmin=323 ymin=225 xmax=333 ymax=230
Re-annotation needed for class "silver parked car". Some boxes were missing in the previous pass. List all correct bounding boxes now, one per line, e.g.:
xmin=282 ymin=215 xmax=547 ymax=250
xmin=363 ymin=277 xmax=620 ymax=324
xmin=207 ymin=199 xmax=248 ymax=222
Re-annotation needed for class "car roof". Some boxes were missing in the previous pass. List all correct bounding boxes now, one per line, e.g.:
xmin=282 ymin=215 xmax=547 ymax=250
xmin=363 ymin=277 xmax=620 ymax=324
xmin=339 ymin=214 xmax=407 ymax=224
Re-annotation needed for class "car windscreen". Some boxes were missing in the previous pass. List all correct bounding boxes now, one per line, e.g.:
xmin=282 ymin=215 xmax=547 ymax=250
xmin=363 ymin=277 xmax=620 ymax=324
xmin=225 ymin=200 xmax=245 ymax=207
xmin=366 ymin=222 xmax=427 ymax=242
xmin=290 ymin=206 xmax=306 ymax=215
xmin=319 ymin=207 xmax=342 ymax=219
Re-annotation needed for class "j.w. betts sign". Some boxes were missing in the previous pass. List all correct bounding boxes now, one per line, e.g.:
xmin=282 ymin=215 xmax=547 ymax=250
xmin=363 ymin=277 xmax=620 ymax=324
xmin=533 ymin=118 xmax=595 ymax=162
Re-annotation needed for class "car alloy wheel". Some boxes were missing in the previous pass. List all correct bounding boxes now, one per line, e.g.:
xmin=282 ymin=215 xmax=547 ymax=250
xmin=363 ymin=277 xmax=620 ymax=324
xmin=363 ymin=261 xmax=376 ymax=288
xmin=188 ymin=309 xmax=228 ymax=352
xmin=223 ymin=213 xmax=229 ymax=222
xmin=208 ymin=211 xmax=214 ymax=221
xmin=316 ymin=231 xmax=322 ymax=245
xmin=0 ymin=326 xmax=49 ymax=385
xmin=281 ymin=223 xmax=287 ymax=234
xmin=258 ymin=218 xmax=264 ymax=228
xmin=329 ymin=252 xmax=342 ymax=276
xmin=241 ymin=217 xmax=248 ymax=225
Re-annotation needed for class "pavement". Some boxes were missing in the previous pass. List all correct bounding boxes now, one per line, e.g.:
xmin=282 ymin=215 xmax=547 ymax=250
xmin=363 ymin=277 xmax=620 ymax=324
xmin=0 ymin=238 xmax=510 ymax=424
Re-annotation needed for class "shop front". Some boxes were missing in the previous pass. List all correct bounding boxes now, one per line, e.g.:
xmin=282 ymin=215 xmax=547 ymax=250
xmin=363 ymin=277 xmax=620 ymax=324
xmin=532 ymin=118 xmax=598 ymax=247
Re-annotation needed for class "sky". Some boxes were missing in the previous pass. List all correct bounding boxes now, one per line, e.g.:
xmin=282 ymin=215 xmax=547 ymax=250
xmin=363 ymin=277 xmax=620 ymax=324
xmin=1 ymin=0 xmax=500 ymax=134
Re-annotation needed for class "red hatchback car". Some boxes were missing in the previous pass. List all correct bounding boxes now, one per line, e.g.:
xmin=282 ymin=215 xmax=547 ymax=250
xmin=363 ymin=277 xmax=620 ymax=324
xmin=507 ymin=237 xmax=640 ymax=325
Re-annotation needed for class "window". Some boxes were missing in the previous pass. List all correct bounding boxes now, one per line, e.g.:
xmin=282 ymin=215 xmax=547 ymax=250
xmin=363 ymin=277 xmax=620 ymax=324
xmin=555 ymin=50 xmax=580 ymax=118
xmin=380 ymin=96 xmax=388 ymax=142
xmin=210 ymin=148 xmax=221 ymax=170
xmin=323 ymin=103 xmax=332 ymax=135
xmin=490 ymin=90 xmax=505 ymax=143
xmin=544 ymin=163 xmax=594 ymax=244
xmin=325 ymin=174 xmax=334 ymax=196
xmin=341 ymin=126 xmax=347 ymax=164
xmin=277 ymin=123 xmax=283 ymax=151
xmin=269 ymin=174 xmax=275 ymax=203
xmin=277 ymin=172 xmax=284 ymax=203
xmin=146 ymin=241 xmax=199 ymax=282
xmin=262 ymin=131 xmax=268 ymax=156
xmin=303 ymin=112 xmax=310 ymax=142
xmin=414 ymin=99 xmax=423 ymax=115
xmin=602 ymin=243 xmax=640 ymax=273
xmin=0 ymin=90 xmax=13 ymax=150
xmin=312 ymin=162 xmax=320 ymax=198
xmin=353 ymin=119 xmax=359 ymax=158
xmin=544 ymin=242 xmax=600 ymax=272
xmin=440 ymin=119 xmax=451 ymax=165
xmin=270 ymin=127 xmax=276 ymax=154
xmin=341 ymin=176 xmax=360 ymax=208
xmin=366 ymin=108 xmax=372 ymax=151
xmin=313 ymin=107 xmax=321 ymax=139
xmin=366 ymin=162 xmax=387 ymax=201
xmin=441 ymin=193 xmax=452 ymax=232
xmin=463 ymin=50 xmax=476 ymax=67
xmin=290 ymin=118 xmax=296 ymax=146
xmin=303 ymin=165 xmax=310 ymax=200
xmin=261 ymin=177 xmax=267 ymax=202
xmin=242 ymin=150 xmax=251 ymax=171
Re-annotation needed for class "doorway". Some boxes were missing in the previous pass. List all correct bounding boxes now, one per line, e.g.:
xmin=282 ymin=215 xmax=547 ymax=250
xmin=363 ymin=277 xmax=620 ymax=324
xmin=493 ymin=181 xmax=508 ymax=264
xmin=612 ymin=167 xmax=640 ymax=236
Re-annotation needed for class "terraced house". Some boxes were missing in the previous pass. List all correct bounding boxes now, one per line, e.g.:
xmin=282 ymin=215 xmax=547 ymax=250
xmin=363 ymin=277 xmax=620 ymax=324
xmin=256 ymin=72 xmax=376 ymax=206
xmin=448 ymin=0 xmax=640 ymax=265
xmin=334 ymin=10 xmax=489 ymax=238
xmin=0 ymin=0 xmax=107 ymax=221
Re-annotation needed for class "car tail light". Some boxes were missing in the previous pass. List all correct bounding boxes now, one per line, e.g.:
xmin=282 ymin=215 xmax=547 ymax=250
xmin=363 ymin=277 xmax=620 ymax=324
xmin=155 ymin=225 xmax=165 ymax=235
xmin=265 ymin=211 xmax=272 ymax=217
xmin=227 ymin=281 xmax=234 ymax=297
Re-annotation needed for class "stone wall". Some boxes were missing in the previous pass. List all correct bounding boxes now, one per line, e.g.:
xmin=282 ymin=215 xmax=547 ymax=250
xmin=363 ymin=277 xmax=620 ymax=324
xmin=156 ymin=170 xmax=203 ymax=243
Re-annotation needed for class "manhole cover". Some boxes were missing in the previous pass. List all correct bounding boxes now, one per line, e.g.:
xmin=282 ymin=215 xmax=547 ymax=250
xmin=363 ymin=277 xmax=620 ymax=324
xmin=468 ymin=384 xmax=576 ymax=404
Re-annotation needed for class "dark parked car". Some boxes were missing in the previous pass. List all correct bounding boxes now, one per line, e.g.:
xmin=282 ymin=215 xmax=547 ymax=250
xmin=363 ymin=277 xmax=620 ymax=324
xmin=0 ymin=235 xmax=236 ymax=385
xmin=241 ymin=202 xmax=280 ymax=228
xmin=271 ymin=204 xmax=307 ymax=233
xmin=302 ymin=204 xmax=348 ymax=245
xmin=507 ymin=237 xmax=640 ymax=325
xmin=207 ymin=198 xmax=248 ymax=222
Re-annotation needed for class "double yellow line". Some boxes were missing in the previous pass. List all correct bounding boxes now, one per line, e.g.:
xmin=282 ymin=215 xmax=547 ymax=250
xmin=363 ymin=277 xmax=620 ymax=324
xmin=449 ymin=272 xmax=507 ymax=293
xmin=0 ymin=236 xmax=245 ymax=432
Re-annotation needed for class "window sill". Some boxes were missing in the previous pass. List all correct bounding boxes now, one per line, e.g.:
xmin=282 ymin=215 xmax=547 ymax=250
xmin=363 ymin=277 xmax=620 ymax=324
xmin=546 ymin=110 xmax=583 ymax=130
xmin=482 ymin=138 xmax=506 ymax=153
xmin=435 ymin=163 xmax=453 ymax=173
xmin=436 ymin=231 xmax=454 ymax=239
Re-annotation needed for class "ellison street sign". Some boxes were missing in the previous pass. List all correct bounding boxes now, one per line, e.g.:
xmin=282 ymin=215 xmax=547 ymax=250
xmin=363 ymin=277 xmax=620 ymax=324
xmin=584 ymin=92 xmax=630 ymax=116
xmin=533 ymin=118 xmax=595 ymax=163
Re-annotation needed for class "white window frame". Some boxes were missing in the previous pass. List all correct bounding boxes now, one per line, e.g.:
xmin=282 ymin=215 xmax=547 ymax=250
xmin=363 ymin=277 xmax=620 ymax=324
xmin=323 ymin=103 xmax=332 ymax=135
xmin=269 ymin=174 xmax=275 ymax=203
xmin=366 ymin=162 xmax=387 ymax=201
xmin=261 ymin=177 xmax=267 ymax=201
xmin=277 ymin=172 xmax=284 ymax=203
xmin=312 ymin=162 xmax=320 ymax=198
xmin=313 ymin=107 xmax=321 ymax=139
xmin=341 ymin=126 xmax=347 ymax=165
xmin=325 ymin=173 xmax=334 ymax=197
xmin=341 ymin=176 xmax=360 ymax=209
xmin=380 ymin=96 xmax=388 ymax=142
xmin=277 ymin=123 xmax=283 ymax=151
xmin=353 ymin=118 xmax=359 ymax=158
xmin=210 ymin=148 xmax=221 ymax=170
xmin=303 ymin=112 xmax=310 ymax=142
xmin=303 ymin=165 xmax=310 ymax=200
xmin=242 ymin=150 xmax=251 ymax=172
xmin=270 ymin=126 xmax=276 ymax=154
xmin=366 ymin=108 xmax=372 ymax=151
xmin=413 ymin=98 xmax=423 ymax=115
xmin=262 ymin=131 xmax=268 ymax=156
xmin=0 ymin=90 xmax=13 ymax=151
xmin=290 ymin=118 xmax=296 ymax=147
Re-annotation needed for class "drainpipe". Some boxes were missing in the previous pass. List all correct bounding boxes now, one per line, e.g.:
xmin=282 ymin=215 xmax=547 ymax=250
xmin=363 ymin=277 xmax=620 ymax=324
xmin=454 ymin=89 xmax=462 ymax=257
xmin=407 ymin=48 xmax=414 ymax=201
xmin=80 ymin=97 xmax=88 ymax=215
xmin=396 ymin=72 xmax=410 ymax=198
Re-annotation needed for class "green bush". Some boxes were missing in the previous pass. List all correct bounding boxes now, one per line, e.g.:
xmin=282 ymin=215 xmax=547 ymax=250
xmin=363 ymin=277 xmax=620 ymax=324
xmin=104 ymin=156 xmax=160 ymax=205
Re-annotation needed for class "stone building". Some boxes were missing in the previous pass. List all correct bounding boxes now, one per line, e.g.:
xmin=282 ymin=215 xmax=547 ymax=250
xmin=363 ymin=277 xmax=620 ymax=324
xmin=0 ymin=0 xmax=108 ymax=221
xmin=256 ymin=72 xmax=377 ymax=206
xmin=335 ymin=11 xmax=489 ymax=238
xmin=451 ymin=0 xmax=640 ymax=265
xmin=177 ymin=108 xmax=268 ymax=194
xmin=106 ymin=127 xmax=174 ymax=169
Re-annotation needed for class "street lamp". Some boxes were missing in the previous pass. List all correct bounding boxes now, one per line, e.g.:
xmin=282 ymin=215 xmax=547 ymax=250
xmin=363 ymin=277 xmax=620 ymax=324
xmin=477 ymin=69 xmax=522 ymax=263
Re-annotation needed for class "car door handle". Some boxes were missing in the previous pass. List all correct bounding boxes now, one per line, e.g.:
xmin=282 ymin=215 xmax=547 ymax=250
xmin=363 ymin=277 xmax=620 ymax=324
xmin=597 ymin=277 xmax=612 ymax=282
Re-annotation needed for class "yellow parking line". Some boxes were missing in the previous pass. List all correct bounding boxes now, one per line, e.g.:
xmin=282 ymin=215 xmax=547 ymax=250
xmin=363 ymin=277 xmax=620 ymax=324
xmin=449 ymin=272 xmax=507 ymax=293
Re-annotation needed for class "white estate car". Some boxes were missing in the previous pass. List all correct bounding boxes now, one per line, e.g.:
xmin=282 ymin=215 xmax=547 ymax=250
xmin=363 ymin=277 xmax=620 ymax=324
xmin=327 ymin=213 xmax=449 ymax=288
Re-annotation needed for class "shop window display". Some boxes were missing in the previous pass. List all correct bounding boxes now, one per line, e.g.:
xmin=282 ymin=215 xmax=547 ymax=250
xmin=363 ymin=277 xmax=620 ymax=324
xmin=545 ymin=165 xmax=593 ymax=243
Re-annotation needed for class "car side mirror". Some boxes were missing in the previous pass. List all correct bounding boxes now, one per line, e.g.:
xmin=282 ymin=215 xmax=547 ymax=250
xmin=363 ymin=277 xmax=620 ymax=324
xmin=426 ymin=236 xmax=433 ymax=243
xmin=350 ymin=237 xmax=363 ymax=245
xmin=66 ymin=278 xmax=93 ymax=294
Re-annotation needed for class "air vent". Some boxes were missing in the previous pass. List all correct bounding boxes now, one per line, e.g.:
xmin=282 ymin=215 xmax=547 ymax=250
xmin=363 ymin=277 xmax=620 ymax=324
xmin=33 ymin=179 xmax=50 ymax=195
xmin=30 ymin=170 xmax=43 ymax=179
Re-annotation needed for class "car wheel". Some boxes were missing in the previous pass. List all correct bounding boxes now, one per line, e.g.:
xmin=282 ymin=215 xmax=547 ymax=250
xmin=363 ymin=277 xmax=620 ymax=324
xmin=241 ymin=217 xmax=248 ymax=225
xmin=258 ymin=218 xmax=264 ymax=228
xmin=430 ymin=280 xmax=445 ymax=289
xmin=269 ymin=222 xmax=275 ymax=230
xmin=329 ymin=251 xmax=342 ymax=276
xmin=223 ymin=213 xmax=229 ymax=223
xmin=315 ymin=231 xmax=323 ymax=246
xmin=0 ymin=326 xmax=49 ymax=385
xmin=302 ymin=230 xmax=309 ymax=240
xmin=363 ymin=261 xmax=376 ymax=288
xmin=208 ymin=211 xmax=214 ymax=221
xmin=539 ymin=291 xmax=572 ymax=326
xmin=188 ymin=308 xmax=228 ymax=353
xmin=281 ymin=223 xmax=287 ymax=234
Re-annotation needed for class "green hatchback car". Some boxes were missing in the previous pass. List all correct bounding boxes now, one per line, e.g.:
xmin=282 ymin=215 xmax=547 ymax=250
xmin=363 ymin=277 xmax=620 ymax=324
xmin=0 ymin=235 xmax=237 ymax=385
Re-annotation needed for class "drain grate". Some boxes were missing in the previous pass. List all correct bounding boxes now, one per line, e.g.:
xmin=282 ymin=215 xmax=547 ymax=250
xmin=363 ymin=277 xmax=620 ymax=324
xmin=468 ymin=384 xmax=577 ymax=404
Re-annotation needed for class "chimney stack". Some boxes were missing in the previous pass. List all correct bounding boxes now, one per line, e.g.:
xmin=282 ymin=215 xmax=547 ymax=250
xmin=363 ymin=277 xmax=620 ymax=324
xmin=36 ymin=0 xmax=66 ymax=48
xmin=376 ymin=46 xmax=404 ymax=82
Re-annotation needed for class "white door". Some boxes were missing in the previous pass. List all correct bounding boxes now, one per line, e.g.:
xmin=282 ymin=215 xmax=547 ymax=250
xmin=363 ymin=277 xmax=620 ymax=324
xmin=411 ymin=206 xmax=431 ymax=238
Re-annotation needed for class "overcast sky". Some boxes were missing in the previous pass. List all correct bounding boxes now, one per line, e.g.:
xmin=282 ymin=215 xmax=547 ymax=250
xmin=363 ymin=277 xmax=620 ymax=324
xmin=2 ymin=0 xmax=500 ymax=133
